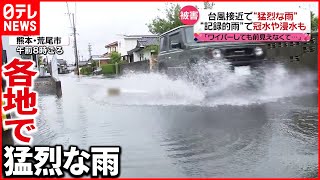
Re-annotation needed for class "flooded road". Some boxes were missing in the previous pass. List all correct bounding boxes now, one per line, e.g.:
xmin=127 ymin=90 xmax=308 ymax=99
xmin=32 ymin=64 xmax=318 ymax=178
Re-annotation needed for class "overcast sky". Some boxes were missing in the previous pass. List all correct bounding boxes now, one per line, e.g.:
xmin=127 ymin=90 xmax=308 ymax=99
xmin=40 ymin=2 xmax=318 ymax=64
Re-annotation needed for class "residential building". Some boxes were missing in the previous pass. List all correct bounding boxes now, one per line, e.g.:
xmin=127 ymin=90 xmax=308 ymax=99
xmin=116 ymin=35 xmax=157 ymax=61
xmin=78 ymin=60 xmax=89 ymax=67
xmin=127 ymin=36 xmax=159 ymax=63
xmin=91 ymin=54 xmax=110 ymax=67
xmin=118 ymin=35 xmax=141 ymax=61
xmin=104 ymin=35 xmax=159 ymax=63
xmin=105 ymin=41 xmax=119 ymax=53
xmin=103 ymin=41 xmax=120 ymax=63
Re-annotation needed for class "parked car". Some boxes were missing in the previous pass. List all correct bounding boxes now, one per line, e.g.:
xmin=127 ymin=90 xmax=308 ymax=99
xmin=157 ymin=25 xmax=268 ymax=86
xmin=93 ymin=67 xmax=102 ymax=75
xmin=57 ymin=59 xmax=69 ymax=74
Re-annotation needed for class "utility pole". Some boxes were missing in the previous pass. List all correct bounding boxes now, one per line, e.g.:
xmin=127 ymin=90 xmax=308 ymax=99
xmin=72 ymin=13 xmax=80 ymax=75
xmin=88 ymin=43 xmax=92 ymax=60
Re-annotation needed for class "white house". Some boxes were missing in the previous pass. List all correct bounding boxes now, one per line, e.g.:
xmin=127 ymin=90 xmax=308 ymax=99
xmin=117 ymin=35 xmax=141 ymax=61
xmin=101 ymin=41 xmax=119 ymax=66
xmin=127 ymin=35 xmax=159 ymax=63
xmin=116 ymin=35 xmax=157 ymax=61
xmin=105 ymin=41 xmax=119 ymax=53
xmin=104 ymin=35 xmax=159 ymax=63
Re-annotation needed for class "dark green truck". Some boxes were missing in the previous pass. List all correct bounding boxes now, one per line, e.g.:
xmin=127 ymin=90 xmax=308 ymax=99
xmin=157 ymin=25 xmax=268 ymax=83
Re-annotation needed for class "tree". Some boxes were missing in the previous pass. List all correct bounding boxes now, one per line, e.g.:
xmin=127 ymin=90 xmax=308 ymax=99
xmin=311 ymin=12 xmax=318 ymax=32
xmin=144 ymin=45 xmax=159 ymax=55
xmin=90 ymin=60 xmax=97 ymax=68
xmin=147 ymin=3 xmax=183 ymax=35
xmin=110 ymin=51 xmax=121 ymax=64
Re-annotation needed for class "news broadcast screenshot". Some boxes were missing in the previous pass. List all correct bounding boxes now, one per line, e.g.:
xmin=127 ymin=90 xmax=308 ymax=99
xmin=0 ymin=0 xmax=318 ymax=178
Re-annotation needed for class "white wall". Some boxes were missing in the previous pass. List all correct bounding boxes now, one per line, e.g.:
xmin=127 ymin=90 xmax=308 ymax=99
xmin=144 ymin=51 xmax=151 ymax=61
xmin=118 ymin=38 xmax=126 ymax=55
xmin=133 ymin=52 xmax=140 ymax=62
xmin=125 ymin=38 xmax=139 ymax=54
xmin=119 ymin=37 xmax=140 ymax=56
xmin=132 ymin=50 xmax=152 ymax=62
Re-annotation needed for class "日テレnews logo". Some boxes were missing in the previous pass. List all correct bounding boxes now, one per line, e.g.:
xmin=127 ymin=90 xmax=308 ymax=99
xmin=2 ymin=0 xmax=40 ymax=35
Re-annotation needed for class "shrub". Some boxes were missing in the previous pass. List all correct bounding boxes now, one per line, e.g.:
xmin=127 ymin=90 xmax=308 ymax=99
xmin=80 ymin=66 xmax=93 ymax=75
xmin=101 ymin=64 xmax=116 ymax=74
xmin=110 ymin=52 xmax=122 ymax=64
xmin=90 ymin=61 xmax=97 ymax=68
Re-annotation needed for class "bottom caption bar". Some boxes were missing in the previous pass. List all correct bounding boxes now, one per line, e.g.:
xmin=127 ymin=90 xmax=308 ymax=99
xmin=3 ymin=145 xmax=121 ymax=178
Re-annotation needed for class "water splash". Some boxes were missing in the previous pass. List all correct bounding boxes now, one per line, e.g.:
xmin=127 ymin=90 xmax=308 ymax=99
xmin=85 ymin=61 xmax=317 ymax=107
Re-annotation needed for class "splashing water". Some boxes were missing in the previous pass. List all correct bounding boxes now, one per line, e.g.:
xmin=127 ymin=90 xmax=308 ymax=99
xmin=86 ymin=61 xmax=317 ymax=107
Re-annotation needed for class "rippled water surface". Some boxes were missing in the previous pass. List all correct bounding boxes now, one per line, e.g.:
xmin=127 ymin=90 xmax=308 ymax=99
xmin=33 ymin=63 xmax=318 ymax=178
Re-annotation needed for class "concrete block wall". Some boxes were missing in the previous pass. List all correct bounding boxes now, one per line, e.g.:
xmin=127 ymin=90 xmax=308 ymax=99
xmin=119 ymin=60 xmax=150 ymax=74
xmin=265 ymin=32 xmax=318 ymax=73
xmin=34 ymin=77 xmax=62 ymax=97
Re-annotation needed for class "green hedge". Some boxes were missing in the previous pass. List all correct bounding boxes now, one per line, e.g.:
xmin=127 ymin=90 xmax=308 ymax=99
xmin=101 ymin=64 xmax=116 ymax=74
xmin=80 ymin=66 xmax=93 ymax=75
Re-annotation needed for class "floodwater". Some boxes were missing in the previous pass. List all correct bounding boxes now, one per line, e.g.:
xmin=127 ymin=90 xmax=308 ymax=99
xmin=32 ymin=62 xmax=318 ymax=178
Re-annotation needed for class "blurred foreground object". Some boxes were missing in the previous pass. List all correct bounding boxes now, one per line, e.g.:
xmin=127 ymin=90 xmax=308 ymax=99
xmin=108 ymin=88 xmax=121 ymax=96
